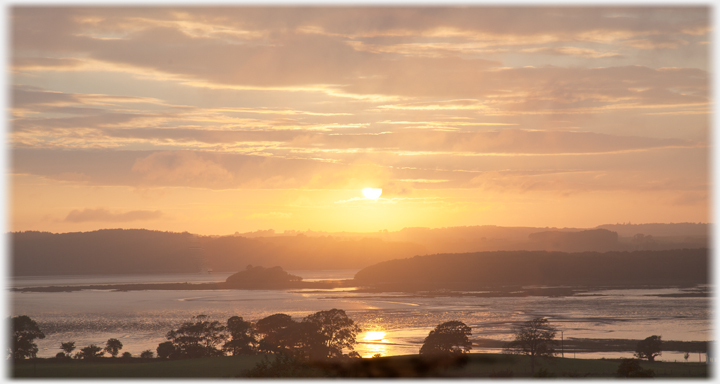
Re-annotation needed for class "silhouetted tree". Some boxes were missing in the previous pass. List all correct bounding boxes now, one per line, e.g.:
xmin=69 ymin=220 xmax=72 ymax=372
xmin=255 ymin=310 xmax=361 ymax=361
xmin=223 ymin=316 xmax=258 ymax=355
xmin=504 ymin=317 xmax=557 ymax=374
xmin=635 ymin=335 xmax=662 ymax=362
xmin=256 ymin=313 xmax=298 ymax=354
xmin=10 ymin=315 xmax=45 ymax=360
xmin=419 ymin=321 xmax=472 ymax=356
xmin=302 ymin=308 xmax=361 ymax=360
xmin=616 ymin=358 xmax=655 ymax=377
xmin=121 ymin=352 xmax=132 ymax=359
xmin=255 ymin=313 xmax=321 ymax=359
xmin=287 ymin=321 xmax=328 ymax=360
xmin=165 ymin=314 xmax=228 ymax=358
xmin=60 ymin=341 xmax=76 ymax=356
xmin=78 ymin=344 xmax=104 ymax=359
xmin=140 ymin=350 xmax=154 ymax=358
xmin=156 ymin=341 xmax=176 ymax=359
xmin=104 ymin=338 xmax=123 ymax=357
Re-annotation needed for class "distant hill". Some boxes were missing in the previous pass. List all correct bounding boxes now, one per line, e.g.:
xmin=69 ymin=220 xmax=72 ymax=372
xmin=240 ymin=223 xmax=710 ymax=254
xmin=11 ymin=229 xmax=426 ymax=276
xmin=527 ymin=229 xmax=620 ymax=252
xmin=12 ymin=230 xmax=198 ymax=276
xmin=11 ymin=223 xmax=710 ymax=276
xmin=596 ymin=223 xmax=709 ymax=238
xmin=353 ymin=249 xmax=709 ymax=290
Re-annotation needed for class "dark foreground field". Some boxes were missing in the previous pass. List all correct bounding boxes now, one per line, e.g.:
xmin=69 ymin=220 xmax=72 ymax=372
xmin=11 ymin=353 xmax=710 ymax=379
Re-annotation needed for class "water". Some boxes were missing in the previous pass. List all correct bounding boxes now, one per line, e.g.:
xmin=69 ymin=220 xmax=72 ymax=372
xmin=10 ymin=271 xmax=711 ymax=360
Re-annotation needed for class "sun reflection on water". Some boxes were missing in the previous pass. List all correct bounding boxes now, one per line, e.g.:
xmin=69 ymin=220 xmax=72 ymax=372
xmin=359 ymin=330 xmax=390 ymax=358
xmin=363 ymin=331 xmax=386 ymax=341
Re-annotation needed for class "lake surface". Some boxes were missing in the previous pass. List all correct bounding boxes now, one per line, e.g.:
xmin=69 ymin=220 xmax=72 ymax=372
xmin=10 ymin=271 xmax=711 ymax=361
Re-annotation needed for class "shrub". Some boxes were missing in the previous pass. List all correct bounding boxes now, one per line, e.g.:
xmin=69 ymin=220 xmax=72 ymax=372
xmin=616 ymin=358 xmax=655 ymax=378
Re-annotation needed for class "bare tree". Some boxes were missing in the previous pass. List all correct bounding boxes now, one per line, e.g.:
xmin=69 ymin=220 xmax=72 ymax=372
xmin=60 ymin=341 xmax=76 ymax=357
xmin=504 ymin=317 xmax=557 ymax=374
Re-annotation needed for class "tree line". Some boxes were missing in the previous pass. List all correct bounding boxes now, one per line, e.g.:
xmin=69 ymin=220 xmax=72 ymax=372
xmin=11 ymin=310 xmax=367 ymax=362
xmin=10 ymin=311 xmax=474 ymax=362
xmin=354 ymin=248 xmax=708 ymax=289
xmin=10 ymin=313 xmax=668 ymax=377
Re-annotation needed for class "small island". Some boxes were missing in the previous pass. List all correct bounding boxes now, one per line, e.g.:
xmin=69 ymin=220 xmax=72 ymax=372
xmin=224 ymin=265 xmax=303 ymax=288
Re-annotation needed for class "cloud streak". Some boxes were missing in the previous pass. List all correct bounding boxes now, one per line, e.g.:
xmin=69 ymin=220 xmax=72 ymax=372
xmin=64 ymin=208 xmax=164 ymax=223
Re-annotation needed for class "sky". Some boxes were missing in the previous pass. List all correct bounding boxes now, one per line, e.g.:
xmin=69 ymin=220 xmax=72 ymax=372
xmin=8 ymin=6 xmax=711 ymax=235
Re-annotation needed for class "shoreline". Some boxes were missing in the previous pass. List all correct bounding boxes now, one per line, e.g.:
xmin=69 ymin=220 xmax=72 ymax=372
xmin=11 ymin=280 xmax=710 ymax=299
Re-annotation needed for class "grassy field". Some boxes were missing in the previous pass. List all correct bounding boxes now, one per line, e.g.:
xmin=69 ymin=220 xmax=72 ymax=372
xmin=11 ymin=355 xmax=267 ymax=378
xmin=11 ymin=353 xmax=710 ymax=379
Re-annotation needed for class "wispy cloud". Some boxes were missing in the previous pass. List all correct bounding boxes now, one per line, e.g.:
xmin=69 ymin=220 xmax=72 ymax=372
xmin=64 ymin=208 xmax=163 ymax=222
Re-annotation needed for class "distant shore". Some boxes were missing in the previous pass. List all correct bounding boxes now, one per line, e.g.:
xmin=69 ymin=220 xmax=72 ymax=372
xmin=9 ymin=279 xmax=353 ymax=293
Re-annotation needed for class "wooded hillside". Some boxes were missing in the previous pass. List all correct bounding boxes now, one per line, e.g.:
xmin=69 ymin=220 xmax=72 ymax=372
xmin=11 ymin=229 xmax=425 ymax=276
xmin=353 ymin=249 xmax=709 ymax=290
xmin=11 ymin=224 xmax=709 ymax=276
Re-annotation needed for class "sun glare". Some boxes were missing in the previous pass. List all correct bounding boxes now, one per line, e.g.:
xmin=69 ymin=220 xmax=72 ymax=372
xmin=363 ymin=331 xmax=387 ymax=341
xmin=362 ymin=188 xmax=382 ymax=199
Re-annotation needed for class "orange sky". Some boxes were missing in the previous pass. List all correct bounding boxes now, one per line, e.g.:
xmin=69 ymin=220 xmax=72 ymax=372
xmin=9 ymin=6 xmax=711 ymax=235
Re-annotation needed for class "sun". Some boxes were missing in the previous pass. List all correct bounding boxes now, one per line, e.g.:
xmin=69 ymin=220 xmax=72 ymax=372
xmin=362 ymin=188 xmax=382 ymax=199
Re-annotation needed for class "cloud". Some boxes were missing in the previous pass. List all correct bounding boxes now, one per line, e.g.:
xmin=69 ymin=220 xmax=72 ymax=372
xmin=11 ymin=8 xmax=709 ymax=122
xmin=13 ymin=57 xmax=87 ymax=71
xmin=105 ymin=128 xmax=695 ymax=155
xmin=468 ymin=169 xmax=666 ymax=195
xmin=13 ymin=148 xmax=336 ymax=189
xmin=11 ymin=140 xmax=708 ymax=196
xmin=13 ymin=7 xmax=706 ymax=100
xmin=376 ymin=99 xmax=488 ymax=111
xmin=131 ymin=151 xmax=235 ymax=188
xmin=64 ymin=208 xmax=163 ymax=222
xmin=12 ymin=85 xmax=82 ymax=107
xmin=344 ymin=64 xmax=708 ymax=103
xmin=14 ymin=112 xmax=154 ymax=132
xmin=623 ymin=37 xmax=689 ymax=50
xmin=521 ymin=46 xmax=621 ymax=59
